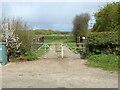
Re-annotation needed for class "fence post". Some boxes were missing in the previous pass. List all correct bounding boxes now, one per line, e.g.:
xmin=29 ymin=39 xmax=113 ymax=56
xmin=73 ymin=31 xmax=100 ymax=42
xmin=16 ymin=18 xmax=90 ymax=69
xmin=61 ymin=43 xmax=64 ymax=58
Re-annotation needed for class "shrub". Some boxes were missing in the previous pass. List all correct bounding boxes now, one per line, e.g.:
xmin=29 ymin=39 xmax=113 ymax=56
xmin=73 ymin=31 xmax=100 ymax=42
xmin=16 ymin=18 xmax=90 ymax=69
xmin=0 ymin=17 xmax=35 ymax=58
xmin=88 ymin=31 xmax=118 ymax=45
xmin=7 ymin=34 xmax=22 ymax=57
xmin=93 ymin=2 xmax=119 ymax=32
xmin=14 ymin=30 xmax=35 ymax=54
xmin=87 ymin=54 xmax=119 ymax=71
xmin=87 ymin=31 xmax=119 ymax=55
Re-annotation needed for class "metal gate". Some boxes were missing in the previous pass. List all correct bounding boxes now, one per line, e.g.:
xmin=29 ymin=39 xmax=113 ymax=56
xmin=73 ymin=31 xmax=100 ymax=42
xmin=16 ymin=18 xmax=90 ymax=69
xmin=38 ymin=43 xmax=86 ymax=59
xmin=37 ymin=43 xmax=63 ymax=59
xmin=64 ymin=43 xmax=86 ymax=59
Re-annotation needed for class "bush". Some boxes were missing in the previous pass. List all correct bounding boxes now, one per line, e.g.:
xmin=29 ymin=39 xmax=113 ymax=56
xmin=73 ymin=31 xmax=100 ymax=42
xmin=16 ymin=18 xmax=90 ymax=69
xmin=87 ymin=31 xmax=119 ymax=55
xmin=7 ymin=35 xmax=21 ymax=57
xmin=0 ymin=17 xmax=35 ymax=58
xmin=93 ymin=2 xmax=119 ymax=32
xmin=14 ymin=30 xmax=35 ymax=54
xmin=87 ymin=54 xmax=119 ymax=71
xmin=88 ymin=31 xmax=118 ymax=45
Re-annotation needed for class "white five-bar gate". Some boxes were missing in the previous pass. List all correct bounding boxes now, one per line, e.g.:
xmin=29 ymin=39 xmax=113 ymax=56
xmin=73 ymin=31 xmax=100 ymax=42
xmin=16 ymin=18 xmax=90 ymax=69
xmin=37 ymin=43 xmax=86 ymax=59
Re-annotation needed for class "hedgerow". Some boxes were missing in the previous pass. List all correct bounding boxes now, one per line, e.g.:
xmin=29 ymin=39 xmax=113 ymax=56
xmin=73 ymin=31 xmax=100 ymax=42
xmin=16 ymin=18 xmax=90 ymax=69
xmin=87 ymin=31 xmax=118 ymax=45
xmin=87 ymin=31 xmax=119 ymax=55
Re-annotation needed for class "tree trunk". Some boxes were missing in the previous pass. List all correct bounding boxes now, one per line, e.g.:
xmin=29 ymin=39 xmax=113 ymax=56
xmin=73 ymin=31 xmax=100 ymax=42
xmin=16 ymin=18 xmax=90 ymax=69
xmin=76 ymin=36 xmax=80 ymax=47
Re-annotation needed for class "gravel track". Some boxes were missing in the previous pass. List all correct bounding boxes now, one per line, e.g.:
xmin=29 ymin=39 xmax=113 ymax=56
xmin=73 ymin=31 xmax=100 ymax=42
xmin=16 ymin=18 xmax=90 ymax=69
xmin=1 ymin=44 xmax=118 ymax=88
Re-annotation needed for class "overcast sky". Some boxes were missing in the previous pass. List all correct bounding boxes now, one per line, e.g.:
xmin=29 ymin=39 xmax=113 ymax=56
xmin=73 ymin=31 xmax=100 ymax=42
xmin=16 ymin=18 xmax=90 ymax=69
xmin=1 ymin=1 xmax=118 ymax=31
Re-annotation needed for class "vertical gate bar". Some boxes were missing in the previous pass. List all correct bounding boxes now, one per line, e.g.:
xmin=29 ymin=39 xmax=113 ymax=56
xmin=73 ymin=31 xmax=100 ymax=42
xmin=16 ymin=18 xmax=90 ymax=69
xmin=61 ymin=43 xmax=64 ymax=58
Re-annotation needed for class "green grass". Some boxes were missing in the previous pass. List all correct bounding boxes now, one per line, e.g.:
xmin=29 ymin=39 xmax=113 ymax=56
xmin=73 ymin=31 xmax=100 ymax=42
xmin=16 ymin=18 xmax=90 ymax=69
xmin=44 ymin=35 xmax=74 ymax=43
xmin=87 ymin=54 xmax=119 ymax=71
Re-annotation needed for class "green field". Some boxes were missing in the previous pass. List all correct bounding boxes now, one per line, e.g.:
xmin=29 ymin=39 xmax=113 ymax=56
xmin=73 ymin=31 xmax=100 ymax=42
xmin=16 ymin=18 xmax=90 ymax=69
xmin=44 ymin=35 xmax=74 ymax=43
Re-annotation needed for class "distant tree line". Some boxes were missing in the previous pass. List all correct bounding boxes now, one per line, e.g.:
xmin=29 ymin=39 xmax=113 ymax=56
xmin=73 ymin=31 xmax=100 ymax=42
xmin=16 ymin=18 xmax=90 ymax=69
xmin=33 ymin=29 xmax=71 ymax=35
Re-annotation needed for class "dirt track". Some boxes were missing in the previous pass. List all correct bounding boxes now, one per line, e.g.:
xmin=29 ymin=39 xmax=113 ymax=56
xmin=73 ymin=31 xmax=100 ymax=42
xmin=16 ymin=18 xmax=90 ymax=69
xmin=1 ymin=45 xmax=118 ymax=88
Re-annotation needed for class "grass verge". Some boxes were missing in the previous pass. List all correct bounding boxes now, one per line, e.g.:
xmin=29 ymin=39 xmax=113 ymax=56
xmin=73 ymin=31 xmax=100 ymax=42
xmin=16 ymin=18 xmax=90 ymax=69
xmin=87 ymin=54 xmax=119 ymax=71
